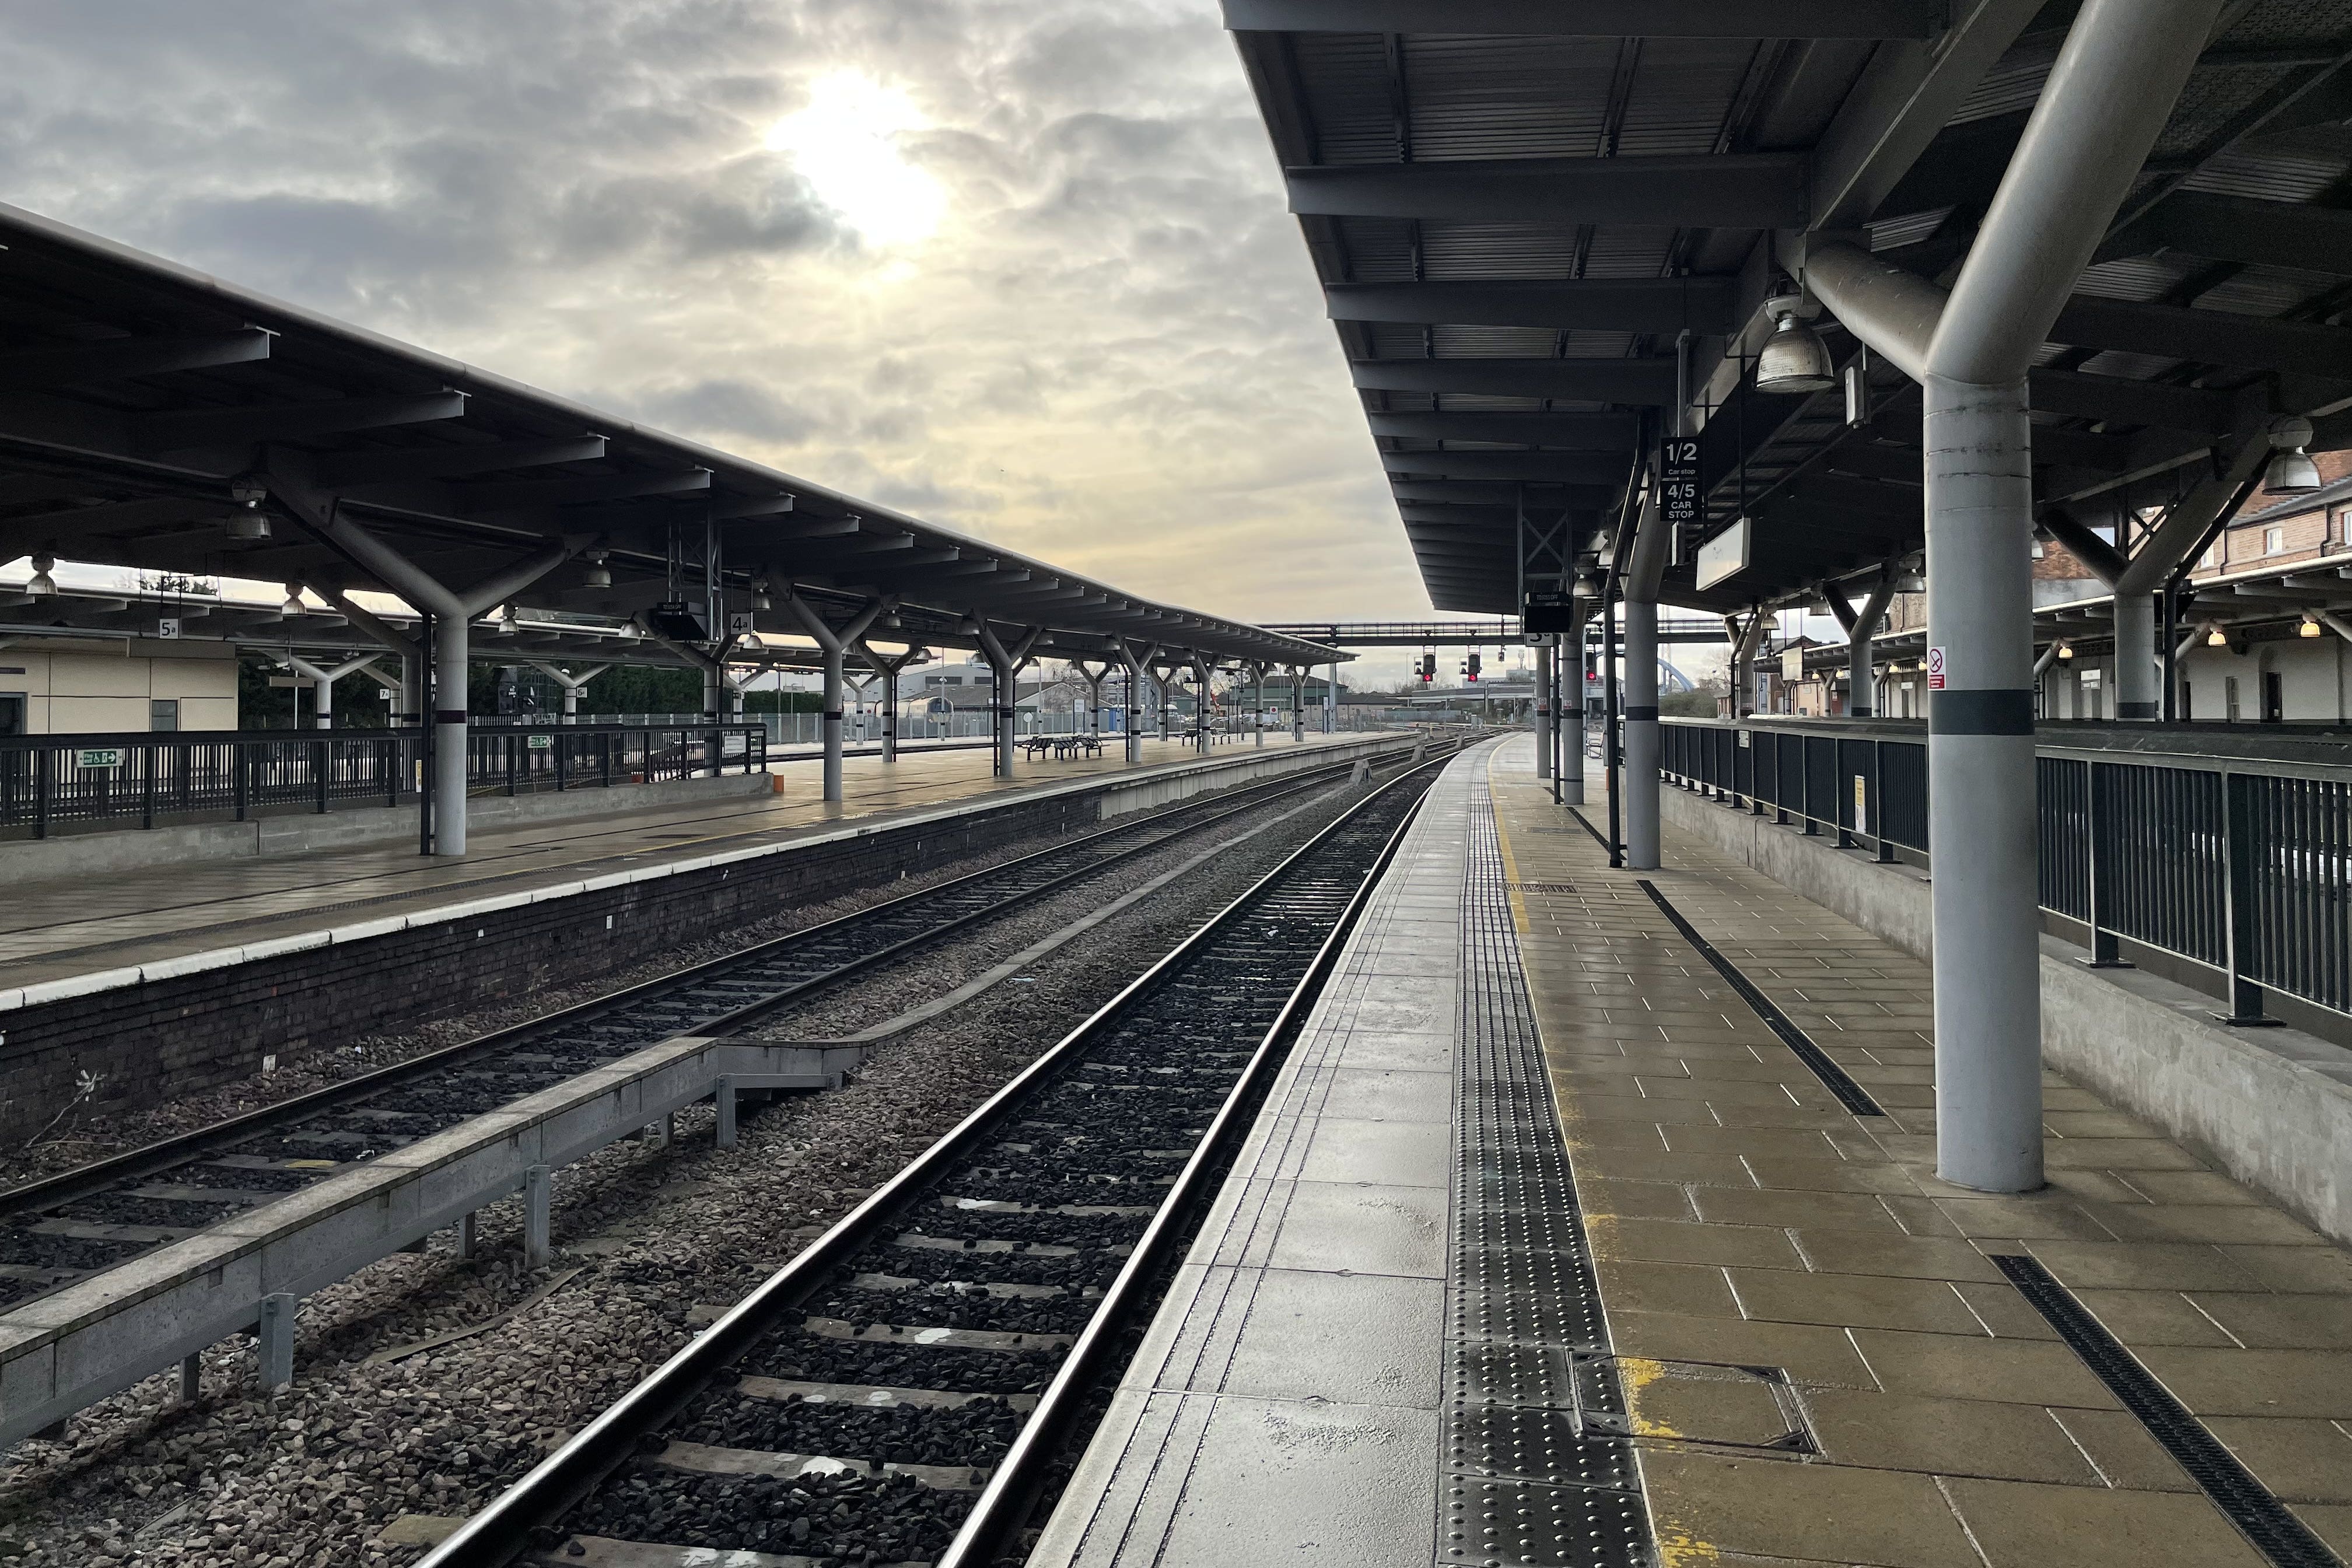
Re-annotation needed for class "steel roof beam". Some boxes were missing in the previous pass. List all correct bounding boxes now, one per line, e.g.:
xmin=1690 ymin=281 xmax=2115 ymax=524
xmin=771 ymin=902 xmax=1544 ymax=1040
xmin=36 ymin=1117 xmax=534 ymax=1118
xmin=1385 ymin=450 xmax=1629 ymax=484
xmin=1223 ymin=0 xmax=1942 ymax=37
xmin=2024 ymin=368 xmax=2238 ymax=435
xmin=0 ymin=329 xmax=273 ymax=391
xmin=1367 ymin=411 xmax=1639 ymax=448
xmin=131 ymin=391 xmax=467 ymax=458
xmin=2099 ymin=191 xmax=2352 ymax=275
xmin=1390 ymin=480 xmax=1611 ymax=506
xmin=1290 ymin=155 xmax=1806 ymax=228
xmin=2049 ymin=296 xmax=2352 ymax=378
xmin=1804 ymin=0 xmax=2049 ymax=232
xmin=460 ymin=467 xmax=710 ymax=512
xmin=1328 ymin=279 xmax=1737 ymax=334
xmin=314 ymin=436 xmax=609 ymax=488
xmin=1351 ymin=356 xmax=1678 ymax=402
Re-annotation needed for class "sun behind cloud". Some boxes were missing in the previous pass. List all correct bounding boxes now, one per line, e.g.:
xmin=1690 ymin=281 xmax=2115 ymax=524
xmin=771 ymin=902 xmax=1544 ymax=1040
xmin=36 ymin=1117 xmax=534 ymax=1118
xmin=764 ymin=73 xmax=945 ymax=250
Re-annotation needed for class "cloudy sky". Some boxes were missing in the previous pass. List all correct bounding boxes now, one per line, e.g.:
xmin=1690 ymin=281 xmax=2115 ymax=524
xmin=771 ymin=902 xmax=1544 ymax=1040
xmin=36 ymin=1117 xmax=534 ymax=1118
xmin=2 ymin=0 xmax=1486 ymax=681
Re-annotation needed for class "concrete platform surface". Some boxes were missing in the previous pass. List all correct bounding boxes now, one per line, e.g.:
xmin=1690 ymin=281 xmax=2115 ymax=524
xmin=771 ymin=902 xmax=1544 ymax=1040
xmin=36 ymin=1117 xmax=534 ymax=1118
xmin=1033 ymin=735 xmax=2352 ymax=1568
xmin=0 ymin=733 xmax=1357 ymax=992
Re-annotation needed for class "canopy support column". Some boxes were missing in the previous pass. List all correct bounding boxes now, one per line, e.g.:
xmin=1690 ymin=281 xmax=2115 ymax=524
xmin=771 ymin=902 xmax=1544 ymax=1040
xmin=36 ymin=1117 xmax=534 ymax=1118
xmin=284 ymin=653 xmax=379 ymax=730
xmin=971 ymin=620 xmax=1042 ymax=778
xmin=786 ymin=594 xmax=886 ymax=803
xmin=267 ymin=471 xmax=575 ymax=858
xmin=1806 ymin=0 xmax=2219 ymax=1192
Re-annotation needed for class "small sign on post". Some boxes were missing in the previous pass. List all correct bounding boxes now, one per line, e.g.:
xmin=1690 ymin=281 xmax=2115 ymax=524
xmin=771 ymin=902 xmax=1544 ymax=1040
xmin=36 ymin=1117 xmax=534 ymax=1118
xmin=1853 ymin=775 xmax=1869 ymax=837
xmin=1659 ymin=436 xmax=1701 ymax=529
xmin=78 ymin=748 xmax=124 ymax=769
xmin=726 ymin=611 xmax=757 ymax=639
xmin=1926 ymin=646 xmax=1947 ymax=691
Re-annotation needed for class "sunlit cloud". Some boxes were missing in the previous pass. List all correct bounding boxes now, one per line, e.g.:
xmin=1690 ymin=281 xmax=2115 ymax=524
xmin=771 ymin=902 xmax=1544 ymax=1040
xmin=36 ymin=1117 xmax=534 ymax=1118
xmin=764 ymin=74 xmax=944 ymax=250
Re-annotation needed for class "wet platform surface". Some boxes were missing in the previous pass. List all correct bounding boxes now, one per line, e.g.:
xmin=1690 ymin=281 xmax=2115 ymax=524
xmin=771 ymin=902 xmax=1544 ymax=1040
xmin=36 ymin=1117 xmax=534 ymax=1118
xmin=0 ymin=733 xmax=1352 ymax=990
xmin=1034 ymin=736 xmax=2352 ymax=1568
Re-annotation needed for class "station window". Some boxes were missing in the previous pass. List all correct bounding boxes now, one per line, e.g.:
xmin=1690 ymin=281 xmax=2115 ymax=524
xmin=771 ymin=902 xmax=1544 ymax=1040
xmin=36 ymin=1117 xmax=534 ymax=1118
xmin=0 ymin=693 xmax=22 ymax=735
xmin=150 ymin=698 xmax=179 ymax=732
xmin=2264 ymin=525 xmax=2286 ymax=555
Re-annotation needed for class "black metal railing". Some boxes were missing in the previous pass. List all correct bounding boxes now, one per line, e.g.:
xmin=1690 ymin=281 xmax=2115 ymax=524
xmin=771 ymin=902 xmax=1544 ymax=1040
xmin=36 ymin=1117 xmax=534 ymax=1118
xmin=0 ymin=722 xmax=769 ymax=840
xmin=1658 ymin=718 xmax=2352 ymax=1024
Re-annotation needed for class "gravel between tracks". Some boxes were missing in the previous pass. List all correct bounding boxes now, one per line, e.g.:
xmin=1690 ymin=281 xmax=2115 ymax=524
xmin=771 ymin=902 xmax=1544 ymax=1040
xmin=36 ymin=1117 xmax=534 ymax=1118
xmin=0 ymin=772 xmax=1374 ymax=1567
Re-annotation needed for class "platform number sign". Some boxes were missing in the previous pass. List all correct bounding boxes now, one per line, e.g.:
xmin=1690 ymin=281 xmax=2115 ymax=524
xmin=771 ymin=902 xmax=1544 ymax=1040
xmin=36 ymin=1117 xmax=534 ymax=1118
xmin=156 ymin=618 xmax=180 ymax=639
xmin=726 ymin=611 xmax=757 ymax=639
xmin=1659 ymin=437 xmax=1702 ymax=528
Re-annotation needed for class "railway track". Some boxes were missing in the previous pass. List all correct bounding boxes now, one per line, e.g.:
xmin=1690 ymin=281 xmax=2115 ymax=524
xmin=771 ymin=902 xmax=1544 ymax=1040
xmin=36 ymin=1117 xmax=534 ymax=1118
xmin=413 ymin=748 xmax=1446 ymax=1568
xmin=0 ymin=745 xmax=1438 ymax=1321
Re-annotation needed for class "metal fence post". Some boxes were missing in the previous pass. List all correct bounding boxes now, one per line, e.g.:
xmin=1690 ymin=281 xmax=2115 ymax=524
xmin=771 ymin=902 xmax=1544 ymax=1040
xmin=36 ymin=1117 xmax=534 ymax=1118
xmin=2081 ymin=761 xmax=2131 ymax=968
xmin=141 ymin=741 xmax=156 ymax=830
xmin=2215 ymin=770 xmax=2278 ymax=1026
xmin=313 ymin=737 xmax=330 ymax=814
xmin=1801 ymin=738 xmax=1819 ymax=835
xmin=233 ymin=742 xmax=248 ymax=822
xmin=1872 ymin=741 xmax=1895 ymax=862
xmin=34 ymin=746 xmax=50 ymax=839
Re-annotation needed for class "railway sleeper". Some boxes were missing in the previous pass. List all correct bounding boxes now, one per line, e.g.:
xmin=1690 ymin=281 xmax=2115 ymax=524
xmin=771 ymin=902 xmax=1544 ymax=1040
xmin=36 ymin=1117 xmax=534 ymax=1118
xmin=796 ymin=1315 xmax=1074 ymax=1353
xmin=845 ymin=1272 xmax=1079 ymax=1302
xmin=542 ymin=1532 xmax=926 ymax=1568
xmin=737 ymin=1376 xmax=1039 ymax=1413
xmin=652 ymin=1437 xmax=986 ymax=1492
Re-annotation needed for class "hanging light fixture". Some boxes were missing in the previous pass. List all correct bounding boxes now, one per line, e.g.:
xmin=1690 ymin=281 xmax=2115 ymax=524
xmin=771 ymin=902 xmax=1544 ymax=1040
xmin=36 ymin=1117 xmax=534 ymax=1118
xmin=2207 ymin=626 xmax=2230 ymax=648
xmin=752 ymin=575 xmax=773 ymax=611
xmin=581 ymin=550 xmax=611 ymax=589
xmin=1755 ymin=289 xmax=1835 ymax=395
xmin=26 ymin=552 xmax=57 ymax=596
xmin=2056 ymin=641 xmax=2075 ymax=660
xmin=225 ymin=477 xmax=272 ymax=541
xmin=278 ymin=583 xmax=306 ymax=618
xmin=496 ymin=603 xmax=520 ymax=635
xmin=2301 ymin=613 xmax=2323 ymax=639
xmin=2263 ymin=415 xmax=2321 ymax=494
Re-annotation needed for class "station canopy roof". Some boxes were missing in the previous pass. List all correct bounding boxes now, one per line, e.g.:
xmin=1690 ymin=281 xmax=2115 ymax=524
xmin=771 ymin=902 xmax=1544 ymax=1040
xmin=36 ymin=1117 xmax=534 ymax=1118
xmin=0 ymin=202 xmax=1340 ymax=670
xmin=1227 ymin=0 xmax=2352 ymax=615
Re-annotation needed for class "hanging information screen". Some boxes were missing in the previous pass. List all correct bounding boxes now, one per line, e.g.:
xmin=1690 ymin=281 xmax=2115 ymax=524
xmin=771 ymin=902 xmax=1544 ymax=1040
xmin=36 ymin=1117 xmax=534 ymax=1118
xmin=1659 ymin=436 xmax=1702 ymax=528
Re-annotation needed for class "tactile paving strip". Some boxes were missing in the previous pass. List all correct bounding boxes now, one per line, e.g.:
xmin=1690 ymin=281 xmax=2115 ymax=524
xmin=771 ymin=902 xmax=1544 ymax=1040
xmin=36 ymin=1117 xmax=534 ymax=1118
xmin=1440 ymin=792 xmax=1657 ymax=1568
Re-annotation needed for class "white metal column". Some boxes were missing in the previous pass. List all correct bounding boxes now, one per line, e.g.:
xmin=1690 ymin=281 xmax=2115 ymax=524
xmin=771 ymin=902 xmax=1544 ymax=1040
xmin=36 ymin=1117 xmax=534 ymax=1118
xmin=1802 ymin=0 xmax=2220 ymax=1192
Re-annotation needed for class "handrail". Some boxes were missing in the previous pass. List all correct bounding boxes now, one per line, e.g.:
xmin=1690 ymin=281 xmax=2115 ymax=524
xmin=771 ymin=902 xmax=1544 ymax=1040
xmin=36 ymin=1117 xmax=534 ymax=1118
xmin=1657 ymin=715 xmax=2352 ymax=1028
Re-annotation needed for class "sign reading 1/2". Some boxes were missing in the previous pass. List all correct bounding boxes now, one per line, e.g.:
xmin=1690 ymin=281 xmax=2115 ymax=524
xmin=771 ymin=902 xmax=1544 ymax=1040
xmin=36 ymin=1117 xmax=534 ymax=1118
xmin=1658 ymin=437 xmax=1702 ymax=527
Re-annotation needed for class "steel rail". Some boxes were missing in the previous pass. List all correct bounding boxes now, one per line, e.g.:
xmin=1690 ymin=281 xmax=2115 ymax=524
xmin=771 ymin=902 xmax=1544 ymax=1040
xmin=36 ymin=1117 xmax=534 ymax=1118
xmin=414 ymin=750 xmax=1450 ymax=1568
xmin=0 ymin=746 xmax=1419 ymax=1224
xmin=935 ymin=749 xmax=1429 ymax=1566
